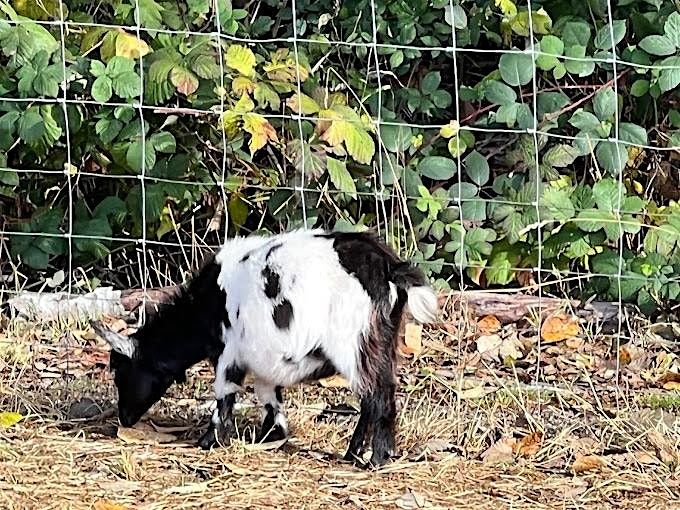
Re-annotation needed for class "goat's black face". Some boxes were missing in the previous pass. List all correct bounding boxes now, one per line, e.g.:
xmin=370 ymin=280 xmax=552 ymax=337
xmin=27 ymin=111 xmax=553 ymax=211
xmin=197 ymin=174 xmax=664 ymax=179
xmin=109 ymin=350 xmax=174 ymax=427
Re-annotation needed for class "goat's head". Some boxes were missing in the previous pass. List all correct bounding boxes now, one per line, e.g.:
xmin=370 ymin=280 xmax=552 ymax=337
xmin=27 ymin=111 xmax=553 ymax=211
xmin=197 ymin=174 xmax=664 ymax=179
xmin=91 ymin=320 xmax=175 ymax=427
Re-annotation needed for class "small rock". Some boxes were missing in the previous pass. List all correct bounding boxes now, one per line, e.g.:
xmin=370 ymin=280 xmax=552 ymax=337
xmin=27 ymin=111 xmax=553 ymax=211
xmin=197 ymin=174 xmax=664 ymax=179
xmin=68 ymin=398 xmax=102 ymax=419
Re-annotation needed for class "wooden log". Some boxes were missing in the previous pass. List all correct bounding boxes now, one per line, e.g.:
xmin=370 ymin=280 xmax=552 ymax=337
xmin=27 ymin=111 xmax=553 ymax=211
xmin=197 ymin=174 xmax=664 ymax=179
xmin=7 ymin=284 xmax=625 ymax=327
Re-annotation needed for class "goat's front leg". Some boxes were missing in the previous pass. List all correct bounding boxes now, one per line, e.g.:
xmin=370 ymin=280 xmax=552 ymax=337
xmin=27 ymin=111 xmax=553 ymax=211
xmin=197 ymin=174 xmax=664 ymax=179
xmin=254 ymin=380 xmax=288 ymax=443
xmin=199 ymin=349 xmax=245 ymax=450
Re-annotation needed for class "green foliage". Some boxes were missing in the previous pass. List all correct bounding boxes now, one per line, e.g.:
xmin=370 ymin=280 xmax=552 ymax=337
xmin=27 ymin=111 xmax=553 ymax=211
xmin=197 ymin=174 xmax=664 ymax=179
xmin=1 ymin=0 xmax=680 ymax=315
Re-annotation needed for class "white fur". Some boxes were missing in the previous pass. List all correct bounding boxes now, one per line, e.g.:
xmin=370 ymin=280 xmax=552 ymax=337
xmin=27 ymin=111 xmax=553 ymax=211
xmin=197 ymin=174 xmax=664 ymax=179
xmin=214 ymin=229 xmax=373 ymax=394
xmin=406 ymin=285 xmax=439 ymax=324
xmin=210 ymin=229 xmax=438 ymax=405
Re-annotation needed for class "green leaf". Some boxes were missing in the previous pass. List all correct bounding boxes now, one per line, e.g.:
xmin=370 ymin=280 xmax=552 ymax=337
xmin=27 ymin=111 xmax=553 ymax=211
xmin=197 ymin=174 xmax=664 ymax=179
xmin=618 ymin=123 xmax=648 ymax=146
xmin=658 ymin=57 xmax=680 ymax=92
xmin=593 ymin=178 xmax=625 ymax=211
xmin=630 ymin=80 xmax=649 ymax=97
xmin=639 ymin=35 xmax=676 ymax=56
xmin=495 ymin=102 xmax=519 ymax=127
xmin=421 ymin=71 xmax=441 ymax=95
xmin=95 ymin=118 xmax=122 ymax=144
xmin=561 ymin=22 xmax=591 ymax=47
xmin=380 ymin=124 xmax=412 ymax=153
xmin=596 ymin=141 xmax=627 ymax=175
xmin=541 ymin=187 xmax=575 ymax=220
xmin=91 ymin=76 xmax=113 ymax=102
xmin=389 ymin=50 xmax=404 ymax=68
xmin=499 ymin=53 xmax=533 ymax=86
xmin=463 ymin=151 xmax=489 ymax=186
xmin=484 ymin=80 xmax=517 ymax=105
xmin=18 ymin=108 xmax=44 ymax=143
xmin=149 ymin=131 xmax=176 ymax=153
xmin=112 ymin=72 xmax=141 ymax=98
xmin=594 ymin=20 xmax=626 ymax=50
xmin=543 ymin=144 xmax=579 ymax=167
xmin=664 ymin=11 xmax=680 ymax=48
xmin=327 ymin=157 xmax=357 ymax=197
xmin=563 ymin=45 xmax=595 ymax=77
xmin=431 ymin=89 xmax=452 ymax=109
xmin=538 ymin=34 xmax=564 ymax=58
xmin=418 ymin=156 xmax=456 ymax=180
xmin=569 ymin=109 xmax=600 ymax=131
xmin=593 ymin=86 xmax=617 ymax=121
xmin=126 ymin=139 xmax=157 ymax=173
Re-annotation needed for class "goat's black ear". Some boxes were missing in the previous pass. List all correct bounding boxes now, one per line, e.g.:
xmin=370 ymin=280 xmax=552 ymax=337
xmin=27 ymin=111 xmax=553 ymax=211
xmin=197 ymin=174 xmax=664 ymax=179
xmin=91 ymin=320 xmax=138 ymax=359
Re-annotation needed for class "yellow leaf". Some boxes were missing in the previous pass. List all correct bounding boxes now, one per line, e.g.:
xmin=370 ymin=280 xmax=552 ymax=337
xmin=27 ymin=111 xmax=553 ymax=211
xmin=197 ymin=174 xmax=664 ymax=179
xmin=114 ymin=31 xmax=151 ymax=59
xmin=320 ymin=118 xmax=347 ymax=147
xmin=319 ymin=375 xmax=350 ymax=388
xmin=286 ymin=93 xmax=320 ymax=115
xmin=232 ymin=76 xmax=255 ymax=96
xmin=233 ymin=93 xmax=255 ymax=114
xmin=243 ymin=113 xmax=278 ymax=155
xmin=226 ymin=44 xmax=256 ymax=77
xmin=399 ymin=322 xmax=422 ymax=357
xmin=0 ymin=411 xmax=23 ymax=428
xmin=439 ymin=120 xmax=460 ymax=139
xmin=94 ymin=500 xmax=128 ymax=510
xmin=540 ymin=314 xmax=580 ymax=343
xmin=495 ymin=0 xmax=518 ymax=18
xmin=510 ymin=9 xmax=552 ymax=36
xmin=220 ymin=110 xmax=241 ymax=139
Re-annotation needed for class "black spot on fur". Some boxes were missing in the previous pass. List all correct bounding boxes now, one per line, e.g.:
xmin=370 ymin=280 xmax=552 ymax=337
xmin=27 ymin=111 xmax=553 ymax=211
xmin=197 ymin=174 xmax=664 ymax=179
xmin=262 ymin=265 xmax=281 ymax=299
xmin=275 ymin=386 xmax=283 ymax=404
xmin=272 ymin=299 xmax=293 ymax=329
xmin=266 ymin=243 xmax=282 ymax=259
xmin=304 ymin=346 xmax=337 ymax=381
xmin=236 ymin=307 xmax=240 ymax=319
xmin=240 ymin=253 xmax=250 ymax=263
xmin=221 ymin=293 xmax=231 ymax=330
xmin=282 ymin=355 xmax=294 ymax=363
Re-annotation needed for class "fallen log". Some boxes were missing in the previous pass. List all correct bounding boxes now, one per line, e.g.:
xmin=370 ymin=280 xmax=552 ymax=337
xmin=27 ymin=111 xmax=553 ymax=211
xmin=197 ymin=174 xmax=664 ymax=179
xmin=6 ymin=284 xmax=627 ymax=326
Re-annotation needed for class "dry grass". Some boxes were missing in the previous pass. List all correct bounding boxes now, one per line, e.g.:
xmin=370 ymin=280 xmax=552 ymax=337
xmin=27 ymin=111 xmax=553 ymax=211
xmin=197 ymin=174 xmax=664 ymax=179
xmin=1 ymin=311 xmax=679 ymax=510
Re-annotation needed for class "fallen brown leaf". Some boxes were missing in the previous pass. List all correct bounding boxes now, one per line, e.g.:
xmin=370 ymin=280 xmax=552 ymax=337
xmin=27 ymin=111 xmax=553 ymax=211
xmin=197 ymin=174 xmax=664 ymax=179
xmin=657 ymin=372 xmax=680 ymax=386
xmin=117 ymin=422 xmax=176 ymax=445
xmin=477 ymin=315 xmax=501 ymax=335
xmin=663 ymin=381 xmax=680 ymax=390
xmin=571 ymin=454 xmax=604 ymax=474
xmin=476 ymin=334 xmax=502 ymax=361
xmin=319 ymin=375 xmax=350 ymax=388
xmin=541 ymin=314 xmax=580 ymax=343
xmin=399 ymin=323 xmax=423 ymax=357
xmin=513 ymin=431 xmax=542 ymax=457
xmin=481 ymin=436 xmax=516 ymax=464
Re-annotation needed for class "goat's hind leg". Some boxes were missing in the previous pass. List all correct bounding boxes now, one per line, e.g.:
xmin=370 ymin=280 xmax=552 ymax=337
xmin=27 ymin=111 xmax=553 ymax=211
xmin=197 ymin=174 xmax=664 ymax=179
xmin=254 ymin=380 xmax=288 ymax=443
xmin=199 ymin=349 xmax=245 ymax=450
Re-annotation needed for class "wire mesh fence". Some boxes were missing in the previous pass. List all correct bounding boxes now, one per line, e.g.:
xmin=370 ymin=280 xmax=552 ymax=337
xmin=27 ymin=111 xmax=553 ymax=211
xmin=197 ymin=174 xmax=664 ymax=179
xmin=1 ymin=0 xmax=680 ymax=402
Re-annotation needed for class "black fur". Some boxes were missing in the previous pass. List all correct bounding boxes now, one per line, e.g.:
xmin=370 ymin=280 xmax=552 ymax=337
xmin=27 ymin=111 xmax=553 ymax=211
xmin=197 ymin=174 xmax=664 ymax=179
xmin=199 ymin=364 xmax=246 ymax=450
xmin=272 ymin=299 xmax=293 ymax=329
xmin=266 ymin=243 xmax=282 ymax=258
xmin=108 ymin=256 xmax=227 ymax=427
xmin=262 ymin=265 xmax=281 ymax=299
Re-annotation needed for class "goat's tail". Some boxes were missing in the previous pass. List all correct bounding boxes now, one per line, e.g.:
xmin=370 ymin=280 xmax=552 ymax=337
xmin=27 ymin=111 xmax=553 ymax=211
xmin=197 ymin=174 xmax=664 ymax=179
xmin=390 ymin=263 xmax=439 ymax=324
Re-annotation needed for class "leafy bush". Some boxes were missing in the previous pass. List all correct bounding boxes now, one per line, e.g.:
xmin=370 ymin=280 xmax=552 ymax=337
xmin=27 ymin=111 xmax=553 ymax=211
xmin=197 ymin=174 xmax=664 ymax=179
xmin=2 ymin=0 xmax=680 ymax=314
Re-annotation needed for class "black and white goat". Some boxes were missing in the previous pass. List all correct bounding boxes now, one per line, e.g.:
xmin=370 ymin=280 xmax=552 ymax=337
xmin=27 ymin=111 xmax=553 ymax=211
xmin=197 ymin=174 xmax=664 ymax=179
xmin=92 ymin=229 xmax=438 ymax=466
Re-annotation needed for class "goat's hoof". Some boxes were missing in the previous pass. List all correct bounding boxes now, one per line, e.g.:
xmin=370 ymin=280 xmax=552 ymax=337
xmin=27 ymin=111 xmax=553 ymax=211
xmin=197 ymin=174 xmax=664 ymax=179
xmin=255 ymin=424 xmax=287 ymax=443
xmin=198 ymin=425 xmax=233 ymax=450
xmin=368 ymin=449 xmax=395 ymax=468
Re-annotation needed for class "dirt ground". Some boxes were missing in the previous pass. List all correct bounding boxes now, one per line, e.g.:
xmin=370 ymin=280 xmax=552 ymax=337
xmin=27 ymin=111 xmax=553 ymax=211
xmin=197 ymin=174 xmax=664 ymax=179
xmin=1 ymin=301 xmax=679 ymax=509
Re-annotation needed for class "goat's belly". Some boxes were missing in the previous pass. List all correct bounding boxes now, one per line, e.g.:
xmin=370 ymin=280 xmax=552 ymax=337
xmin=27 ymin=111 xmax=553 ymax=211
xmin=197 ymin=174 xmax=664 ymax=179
xmin=245 ymin=351 xmax=326 ymax=387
